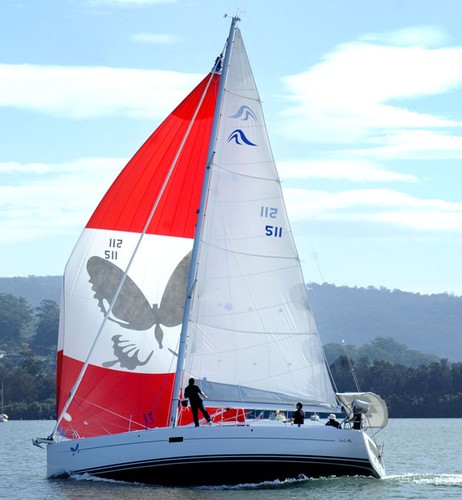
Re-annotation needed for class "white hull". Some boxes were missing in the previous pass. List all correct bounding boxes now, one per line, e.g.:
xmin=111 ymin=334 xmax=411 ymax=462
xmin=46 ymin=421 xmax=385 ymax=485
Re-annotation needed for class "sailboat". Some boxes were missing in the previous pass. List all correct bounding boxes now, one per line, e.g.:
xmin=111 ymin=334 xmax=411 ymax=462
xmin=0 ymin=382 xmax=8 ymax=422
xmin=34 ymin=16 xmax=388 ymax=485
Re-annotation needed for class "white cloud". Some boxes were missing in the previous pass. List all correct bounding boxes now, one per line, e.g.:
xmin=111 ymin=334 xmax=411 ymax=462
xmin=0 ymin=64 xmax=200 ymax=119
xmin=353 ymin=129 xmax=462 ymax=159
xmin=279 ymin=27 xmax=462 ymax=148
xmin=0 ymin=156 xmax=436 ymax=249
xmin=0 ymin=157 xmax=125 ymax=244
xmin=279 ymin=159 xmax=417 ymax=182
xmin=1 ymin=26 xmax=461 ymax=251
xmin=361 ymin=26 xmax=449 ymax=48
xmin=0 ymin=161 xmax=51 ymax=174
xmin=284 ymin=188 xmax=462 ymax=232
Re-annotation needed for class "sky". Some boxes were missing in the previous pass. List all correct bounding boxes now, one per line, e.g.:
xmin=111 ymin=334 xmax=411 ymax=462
xmin=1 ymin=0 xmax=462 ymax=296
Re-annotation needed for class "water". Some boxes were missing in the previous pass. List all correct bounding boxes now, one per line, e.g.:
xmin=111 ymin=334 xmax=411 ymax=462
xmin=1 ymin=419 xmax=461 ymax=499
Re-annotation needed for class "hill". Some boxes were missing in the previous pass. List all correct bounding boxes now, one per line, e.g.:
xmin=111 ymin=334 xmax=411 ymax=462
xmin=1 ymin=276 xmax=461 ymax=362
xmin=308 ymin=283 xmax=462 ymax=362
xmin=0 ymin=276 xmax=61 ymax=307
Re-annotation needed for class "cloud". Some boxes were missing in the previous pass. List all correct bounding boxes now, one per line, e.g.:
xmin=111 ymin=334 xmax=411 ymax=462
xmin=1 ymin=25 xmax=460 ymax=251
xmin=284 ymin=187 xmax=462 ymax=232
xmin=353 ymin=129 xmax=462 ymax=159
xmin=1 ymin=154 xmax=457 ymax=249
xmin=279 ymin=159 xmax=417 ymax=182
xmin=0 ymin=64 xmax=200 ymax=119
xmin=279 ymin=26 xmax=462 ymax=150
xmin=0 ymin=157 xmax=125 ymax=244
xmin=0 ymin=162 xmax=51 ymax=175
xmin=361 ymin=25 xmax=449 ymax=47
xmin=270 ymin=27 xmax=462 ymax=245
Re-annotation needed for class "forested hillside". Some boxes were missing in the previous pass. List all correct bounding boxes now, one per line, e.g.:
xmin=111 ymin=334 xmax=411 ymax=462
xmin=1 ymin=276 xmax=461 ymax=361
xmin=308 ymin=283 xmax=462 ymax=362
xmin=1 ymin=277 xmax=462 ymax=419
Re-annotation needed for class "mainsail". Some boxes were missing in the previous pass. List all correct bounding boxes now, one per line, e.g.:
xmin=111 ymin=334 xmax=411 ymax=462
xmin=56 ymin=71 xmax=220 ymax=438
xmin=183 ymin=29 xmax=338 ymax=411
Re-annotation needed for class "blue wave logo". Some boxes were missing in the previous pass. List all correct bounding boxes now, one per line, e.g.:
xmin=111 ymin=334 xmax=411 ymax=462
xmin=230 ymin=105 xmax=257 ymax=121
xmin=70 ymin=442 xmax=80 ymax=455
xmin=227 ymin=129 xmax=257 ymax=146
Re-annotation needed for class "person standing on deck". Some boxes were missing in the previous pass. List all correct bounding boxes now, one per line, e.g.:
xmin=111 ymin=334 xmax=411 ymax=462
xmin=292 ymin=402 xmax=305 ymax=426
xmin=184 ymin=377 xmax=212 ymax=427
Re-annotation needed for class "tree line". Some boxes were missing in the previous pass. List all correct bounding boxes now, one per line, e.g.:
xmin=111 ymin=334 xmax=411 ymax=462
xmin=1 ymin=292 xmax=461 ymax=419
xmin=0 ymin=293 xmax=57 ymax=419
xmin=330 ymin=356 xmax=462 ymax=417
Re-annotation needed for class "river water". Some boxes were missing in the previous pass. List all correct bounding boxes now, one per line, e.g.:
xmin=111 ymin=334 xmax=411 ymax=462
xmin=1 ymin=419 xmax=461 ymax=499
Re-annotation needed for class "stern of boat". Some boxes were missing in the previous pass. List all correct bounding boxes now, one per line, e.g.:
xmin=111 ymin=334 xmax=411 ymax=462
xmin=363 ymin=431 xmax=386 ymax=478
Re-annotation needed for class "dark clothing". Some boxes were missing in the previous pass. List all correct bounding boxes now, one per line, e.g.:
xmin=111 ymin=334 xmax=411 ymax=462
xmin=325 ymin=419 xmax=342 ymax=429
xmin=352 ymin=413 xmax=362 ymax=430
xmin=184 ymin=384 xmax=203 ymax=405
xmin=184 ymin=383 xmax=211 ymax=427
xmin=293 ymin=408 xmax=305 ymax=426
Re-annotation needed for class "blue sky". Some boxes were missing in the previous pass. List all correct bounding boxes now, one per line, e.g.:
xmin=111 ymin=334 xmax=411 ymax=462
xmin=1 ymin=0 xmax=462 ymax=296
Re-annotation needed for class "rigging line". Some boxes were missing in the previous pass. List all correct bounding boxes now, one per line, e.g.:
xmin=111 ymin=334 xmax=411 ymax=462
xmin=301 ymin=226 xmax=346 ymax=398
xmin=302 ymin=222 xmax=325 ymax=284
xmin=342 ymin=339 xmax=361 ymax=392
xmin=309 ymin=242 xmax=325 ymax=284
xmin=298 ymin=238 xmax=338 ymax=402
xmin=52 ymin=68 xmax=219 ymax=439
xmin=70 ymin=397 xmax=147 ymax=429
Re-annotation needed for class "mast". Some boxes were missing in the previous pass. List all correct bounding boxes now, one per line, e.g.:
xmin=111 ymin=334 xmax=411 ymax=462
xmin=169 ymin=15 xmax=240 ymax=427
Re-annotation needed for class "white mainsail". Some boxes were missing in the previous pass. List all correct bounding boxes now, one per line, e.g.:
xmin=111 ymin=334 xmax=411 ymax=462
xmin=184 ymin=29 xmax=338 ymax=411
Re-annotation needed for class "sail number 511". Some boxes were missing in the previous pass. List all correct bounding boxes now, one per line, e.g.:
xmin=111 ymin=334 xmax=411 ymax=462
xmin=261 ymin=206 xmax=283 ymax=238
xmin=265 ymin=225 xmax=283 ymax=237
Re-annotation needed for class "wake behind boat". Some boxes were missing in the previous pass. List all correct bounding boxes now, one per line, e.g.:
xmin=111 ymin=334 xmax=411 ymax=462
xmin=34 ymin=16 xmax=387 ymax=485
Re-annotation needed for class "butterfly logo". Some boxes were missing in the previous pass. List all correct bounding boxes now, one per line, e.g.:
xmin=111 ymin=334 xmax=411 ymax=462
xmin=86 ymin=251 xmax=191 ymax=370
